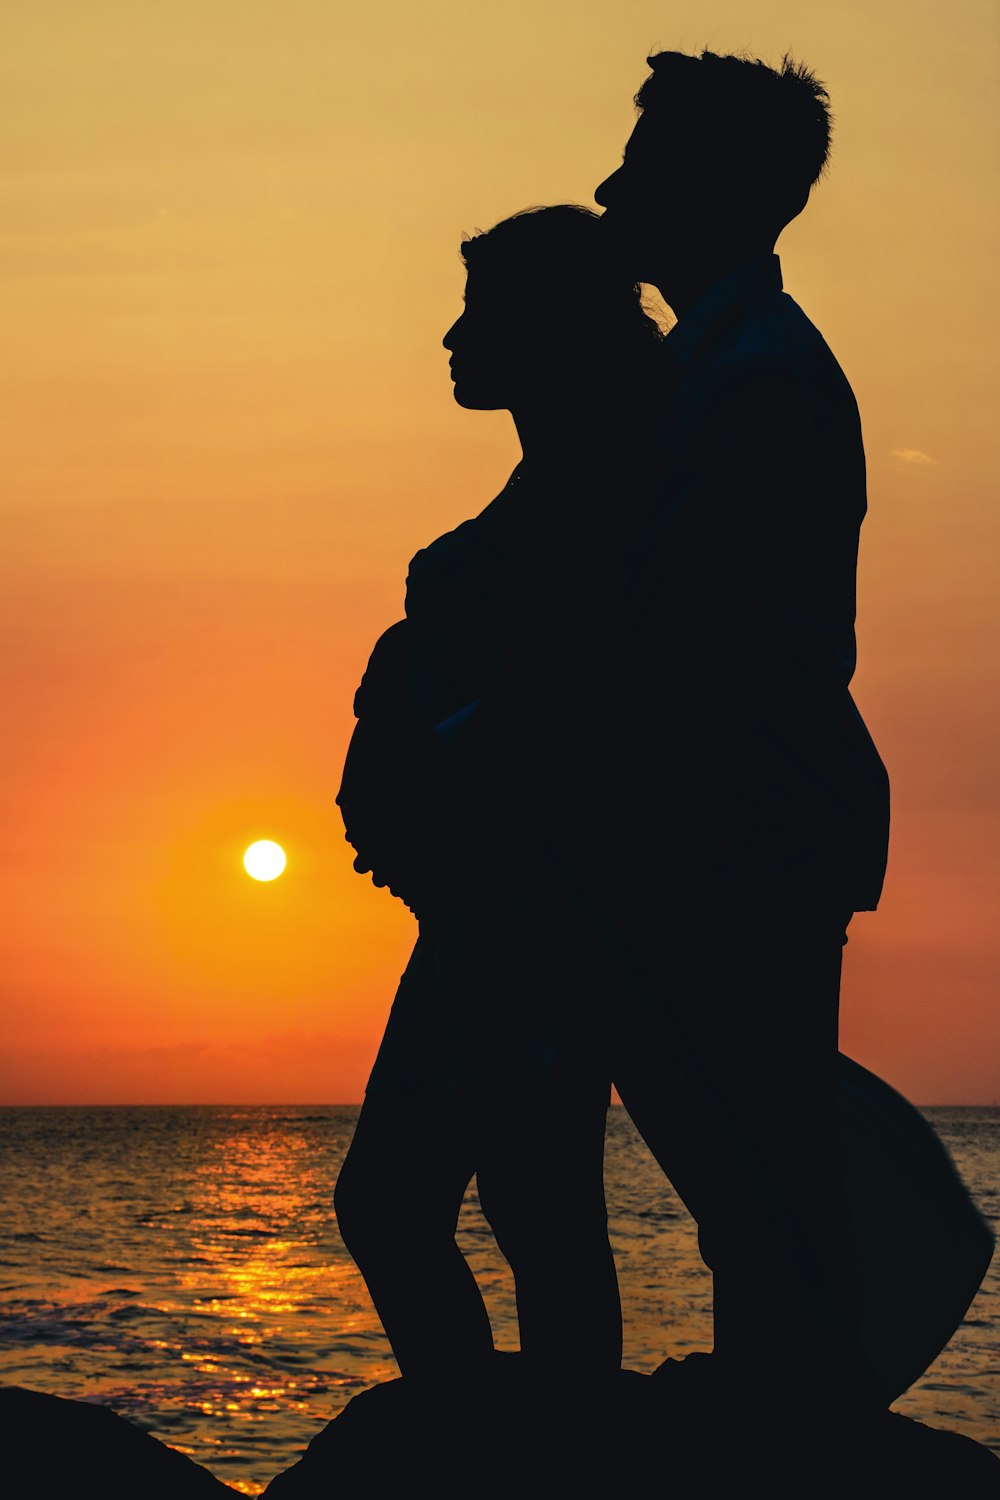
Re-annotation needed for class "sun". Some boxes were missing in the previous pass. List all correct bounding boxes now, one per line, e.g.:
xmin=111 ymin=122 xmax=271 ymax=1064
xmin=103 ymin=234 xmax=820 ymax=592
xmin=243 ymin=840 xmax=287 ymax=882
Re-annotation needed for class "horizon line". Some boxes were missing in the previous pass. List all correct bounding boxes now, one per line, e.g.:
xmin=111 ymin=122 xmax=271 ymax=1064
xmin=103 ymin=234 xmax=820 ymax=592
xmin=3 ymin=1099 xmax=998 ymax=1110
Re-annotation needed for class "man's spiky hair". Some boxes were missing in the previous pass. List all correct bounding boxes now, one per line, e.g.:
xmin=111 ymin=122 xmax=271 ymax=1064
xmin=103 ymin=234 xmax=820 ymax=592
xmin=636 ymin=49 xmax=833 ymax=224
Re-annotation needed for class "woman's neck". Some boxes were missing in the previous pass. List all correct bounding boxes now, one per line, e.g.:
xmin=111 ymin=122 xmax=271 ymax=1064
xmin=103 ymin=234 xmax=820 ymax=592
xmin=511 ymin=395 xmax=617 ymax=466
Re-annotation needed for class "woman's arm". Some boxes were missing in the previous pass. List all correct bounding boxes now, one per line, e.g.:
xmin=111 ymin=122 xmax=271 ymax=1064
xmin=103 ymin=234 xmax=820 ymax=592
xmin=336 ymin=619 xmax=453 ymax=917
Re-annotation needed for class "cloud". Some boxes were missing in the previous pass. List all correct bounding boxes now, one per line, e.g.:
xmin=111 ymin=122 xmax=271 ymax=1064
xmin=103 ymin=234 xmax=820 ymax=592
xmin=890 ymin=448 xmax=936 ymax=465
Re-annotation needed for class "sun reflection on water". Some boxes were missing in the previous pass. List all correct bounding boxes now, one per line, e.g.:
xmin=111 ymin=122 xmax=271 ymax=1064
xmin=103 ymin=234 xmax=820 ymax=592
xmin=4 ymin=1105 xmax=995 ymax=1495
xmin=0 ymin=1108 xmax=406 ymax=1495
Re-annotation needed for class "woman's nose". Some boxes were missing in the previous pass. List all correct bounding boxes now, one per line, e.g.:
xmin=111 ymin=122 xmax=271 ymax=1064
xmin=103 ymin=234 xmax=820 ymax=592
xmin=442 ymin=314 xmax=463 ymax=350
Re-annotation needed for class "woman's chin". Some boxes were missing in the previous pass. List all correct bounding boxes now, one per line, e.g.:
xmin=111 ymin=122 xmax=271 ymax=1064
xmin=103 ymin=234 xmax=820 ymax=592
xmin=451 ymin=382 xmax=504 ymax=412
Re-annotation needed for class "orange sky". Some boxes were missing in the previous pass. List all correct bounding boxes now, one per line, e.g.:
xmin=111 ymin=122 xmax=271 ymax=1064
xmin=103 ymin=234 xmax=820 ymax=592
xmin=2 ymin=1 xmax=999 ymax=1103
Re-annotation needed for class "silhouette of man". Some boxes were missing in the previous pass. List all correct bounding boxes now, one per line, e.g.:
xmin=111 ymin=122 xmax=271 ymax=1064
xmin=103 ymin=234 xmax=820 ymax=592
xmin=584 ymin=51 xmax=891 ymax=1416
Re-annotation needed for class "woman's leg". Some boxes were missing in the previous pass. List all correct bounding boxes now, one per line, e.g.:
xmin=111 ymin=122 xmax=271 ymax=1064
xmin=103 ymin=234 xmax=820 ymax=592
xmin=334 ymin=1090 xmax=494 ymax=1381
xmin=475 ymin=1072 xmax=622 ymax=1375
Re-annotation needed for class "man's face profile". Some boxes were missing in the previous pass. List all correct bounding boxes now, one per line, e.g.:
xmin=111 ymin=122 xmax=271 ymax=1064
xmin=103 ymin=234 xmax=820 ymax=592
xmin=594 ymin=112 xmax=681 ymax=283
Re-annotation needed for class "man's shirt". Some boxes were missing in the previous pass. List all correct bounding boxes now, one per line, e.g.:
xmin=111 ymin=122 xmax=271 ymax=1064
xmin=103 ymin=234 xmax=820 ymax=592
xmin=621 ymin=254 xmax=890 ymax=910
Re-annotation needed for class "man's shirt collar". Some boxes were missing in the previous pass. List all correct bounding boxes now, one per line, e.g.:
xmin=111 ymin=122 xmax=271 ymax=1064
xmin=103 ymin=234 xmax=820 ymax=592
xmin=664 ymin=254 xmax=783 ymax=368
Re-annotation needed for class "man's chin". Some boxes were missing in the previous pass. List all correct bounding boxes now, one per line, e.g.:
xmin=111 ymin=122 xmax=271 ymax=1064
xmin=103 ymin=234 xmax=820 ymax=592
xmin=596 ymin=214 xmax=647 ymax=278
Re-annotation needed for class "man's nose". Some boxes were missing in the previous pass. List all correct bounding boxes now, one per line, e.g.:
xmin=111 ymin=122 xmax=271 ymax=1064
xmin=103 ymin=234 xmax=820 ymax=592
xmin=442 ymin=315 xmax=462 ymax=350
xmin=594 ymin=166 xmax=622 ymax=208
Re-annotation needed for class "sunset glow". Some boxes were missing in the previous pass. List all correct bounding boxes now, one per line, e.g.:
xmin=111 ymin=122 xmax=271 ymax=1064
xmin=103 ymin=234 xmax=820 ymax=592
xmin=2 ymin=1 xmax=997 ymax=1104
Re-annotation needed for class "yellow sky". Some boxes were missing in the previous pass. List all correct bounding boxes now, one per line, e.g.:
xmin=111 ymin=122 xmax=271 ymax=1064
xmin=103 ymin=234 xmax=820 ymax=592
xmin=2 ymin=0 xmax=999 ymax=1102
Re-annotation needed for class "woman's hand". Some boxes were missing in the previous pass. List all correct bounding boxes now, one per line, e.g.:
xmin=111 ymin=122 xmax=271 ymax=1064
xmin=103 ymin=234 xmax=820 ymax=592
xmin=348 ymin=846 xmax=427 ymax=918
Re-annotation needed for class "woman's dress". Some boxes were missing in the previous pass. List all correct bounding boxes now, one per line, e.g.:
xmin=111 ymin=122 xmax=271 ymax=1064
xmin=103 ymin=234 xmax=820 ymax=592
xmin=337 ymin=459 xmax=617 ymax=1097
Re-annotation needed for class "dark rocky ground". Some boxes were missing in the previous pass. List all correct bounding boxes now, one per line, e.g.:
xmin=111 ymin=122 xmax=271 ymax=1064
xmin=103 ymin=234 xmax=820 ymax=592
xmin=3 ymin=1361 xmax=997 ymax=1498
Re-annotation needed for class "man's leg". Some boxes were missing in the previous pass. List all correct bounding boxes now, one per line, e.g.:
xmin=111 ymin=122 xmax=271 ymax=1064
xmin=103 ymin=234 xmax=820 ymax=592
xmin=613 ymin=898 xmax=877 ymax=1408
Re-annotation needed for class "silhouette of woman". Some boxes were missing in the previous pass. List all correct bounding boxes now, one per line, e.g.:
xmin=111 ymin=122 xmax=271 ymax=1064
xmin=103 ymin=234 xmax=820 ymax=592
xmin=334 ymin=206 xmax=665 ymax=1383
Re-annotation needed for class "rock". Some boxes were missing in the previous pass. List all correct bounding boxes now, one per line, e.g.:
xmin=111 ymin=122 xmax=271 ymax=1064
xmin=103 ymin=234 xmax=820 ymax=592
xmin=0 ymin=1386 xmax=237 ymax=1497
xmin=4 ymin=1370 xmax=996 ymax=1498
xmin=262 ymin=1356 xmax=1000 ymax=1499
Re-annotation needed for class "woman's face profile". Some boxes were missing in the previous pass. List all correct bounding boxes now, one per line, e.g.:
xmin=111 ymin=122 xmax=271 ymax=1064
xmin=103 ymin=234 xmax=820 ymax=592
xmin=442 ymin=268 xmax=525 ymax=412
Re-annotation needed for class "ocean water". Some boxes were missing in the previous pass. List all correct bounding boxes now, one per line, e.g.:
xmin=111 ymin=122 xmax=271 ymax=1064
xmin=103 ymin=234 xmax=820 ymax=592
xmin=0 ymin=1104 xmax=996 ymax=1494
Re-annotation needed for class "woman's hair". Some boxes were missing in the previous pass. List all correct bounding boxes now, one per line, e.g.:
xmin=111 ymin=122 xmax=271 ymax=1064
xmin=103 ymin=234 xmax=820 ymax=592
xmin=459 ymin=204 xmax=663 ymax=372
